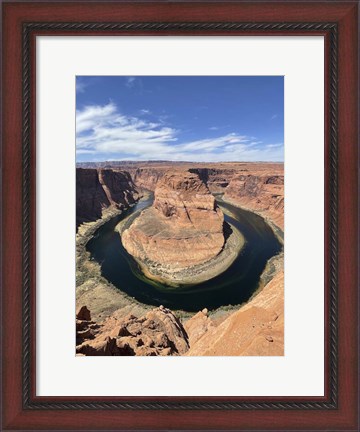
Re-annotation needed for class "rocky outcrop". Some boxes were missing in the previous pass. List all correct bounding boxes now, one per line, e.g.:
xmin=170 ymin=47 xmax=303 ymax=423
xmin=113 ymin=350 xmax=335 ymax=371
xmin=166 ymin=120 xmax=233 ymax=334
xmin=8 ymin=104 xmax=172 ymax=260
xmin=76 ymin=306 xmax=100 ymax=346
xmin=121 ymin=171 xmax=233 ymax=284
xmin=224 ymin=174 xmax=284 ymax=230
xmin=190 ymin=168 xmax=239 ymax=193
xmin=76 ymin=169 xmax=110 ymax=228
xmin=183 ymin=308 xmax=214 ymax=346
xmin=153 ymin=172 xmax=224 ymax=234
xmin=76 ymin=168 xmax=139 ymax=228
xmin=76 ymin=305 xmax=189 ymax=356
xmin=76 ymin=269 xmax=284 ymax=357
xmin=76 ymin=162 xmax=284 ymax=201
xmin=185 ymin=270 xmax=284 ymax=356
xmin=130 ymin=166 xmax=238 ymax=194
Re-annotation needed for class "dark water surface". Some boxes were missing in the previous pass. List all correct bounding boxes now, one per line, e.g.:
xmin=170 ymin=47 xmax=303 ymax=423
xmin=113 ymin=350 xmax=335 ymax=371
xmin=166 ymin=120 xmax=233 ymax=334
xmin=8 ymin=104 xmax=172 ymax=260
xmin=86 ymin=195 xmax=282 ymax=312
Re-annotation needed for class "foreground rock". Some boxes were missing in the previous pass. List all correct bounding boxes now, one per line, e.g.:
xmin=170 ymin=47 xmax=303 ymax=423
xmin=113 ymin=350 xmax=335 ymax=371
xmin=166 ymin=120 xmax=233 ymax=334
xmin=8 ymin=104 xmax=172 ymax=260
xmin=76 ymin=168 xmax=139 ymax=229
xmin=76 ymin=269 xmax=284 ymax=357
xmin=185 ymin=270 xmax=284 ymax=356
xmin=76 ymin=305 xmax=189 ymax=356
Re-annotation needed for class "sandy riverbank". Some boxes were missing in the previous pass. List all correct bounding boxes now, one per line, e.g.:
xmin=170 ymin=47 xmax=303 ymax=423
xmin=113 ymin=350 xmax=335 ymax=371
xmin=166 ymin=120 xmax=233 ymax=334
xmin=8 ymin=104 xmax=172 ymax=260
xmin=76 ymin=205 xmax=154 ymax=322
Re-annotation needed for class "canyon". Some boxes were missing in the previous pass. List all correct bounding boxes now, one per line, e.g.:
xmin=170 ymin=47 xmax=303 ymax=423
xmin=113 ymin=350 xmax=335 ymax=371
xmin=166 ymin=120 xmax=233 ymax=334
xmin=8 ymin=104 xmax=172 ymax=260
xmin=77 ymin=161 xmax=284 ymax=230
xmin=76 ymin=161 xmax=284 ymax=356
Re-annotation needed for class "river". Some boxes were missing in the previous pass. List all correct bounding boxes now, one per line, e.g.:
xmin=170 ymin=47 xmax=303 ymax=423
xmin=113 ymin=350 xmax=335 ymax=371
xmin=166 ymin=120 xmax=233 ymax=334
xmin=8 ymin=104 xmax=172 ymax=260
xmin=86 ymin=195 xmax=282 ymax=312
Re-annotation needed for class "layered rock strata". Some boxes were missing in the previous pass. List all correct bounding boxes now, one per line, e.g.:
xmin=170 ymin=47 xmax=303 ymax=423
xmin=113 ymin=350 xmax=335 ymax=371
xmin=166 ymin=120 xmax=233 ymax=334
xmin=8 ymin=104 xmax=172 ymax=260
xmin=121 ymin=171 xmax=244 ymax=285
xmin=185 ymin=270 xmax=284 ymax=356
xmin=224 ymin=174 xmax=284 ymax=230
xmin=131 ymin=167 xmax=165 ymax=191
xmin=189 ymin=168 xmax=238 ymax=193
xmin=76 ymin=168 xmax=139 ymax=228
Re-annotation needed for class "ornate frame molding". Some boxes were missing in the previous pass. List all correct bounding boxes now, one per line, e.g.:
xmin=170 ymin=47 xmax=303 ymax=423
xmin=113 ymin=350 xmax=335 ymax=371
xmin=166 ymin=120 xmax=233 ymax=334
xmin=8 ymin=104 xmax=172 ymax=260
xmin=21 ymin=21 xmax=338 ymax=411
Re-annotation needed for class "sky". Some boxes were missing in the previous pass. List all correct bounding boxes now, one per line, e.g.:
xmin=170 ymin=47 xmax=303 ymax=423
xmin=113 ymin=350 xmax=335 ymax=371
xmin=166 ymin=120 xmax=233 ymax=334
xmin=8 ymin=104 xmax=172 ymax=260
xmin=76 ymin=76 xmax=284 ymax=163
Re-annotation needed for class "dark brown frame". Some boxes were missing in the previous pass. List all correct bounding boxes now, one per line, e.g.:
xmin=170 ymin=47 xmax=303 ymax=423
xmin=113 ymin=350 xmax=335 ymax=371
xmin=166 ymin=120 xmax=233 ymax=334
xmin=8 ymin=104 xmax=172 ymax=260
xmin=1 ymin=1 xmax=358 ymax=431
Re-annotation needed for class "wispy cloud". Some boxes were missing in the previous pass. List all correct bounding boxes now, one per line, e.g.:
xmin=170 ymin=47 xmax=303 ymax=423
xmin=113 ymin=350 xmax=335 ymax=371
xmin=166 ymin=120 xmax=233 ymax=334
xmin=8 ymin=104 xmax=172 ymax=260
xmin=76 ymin=79 xmax=88 ymax=93
xmin=76 ymin=102 xmax=283 ymax=162
xmin=271 ymin=114 xmax=278 ymax=120
xmin=209 ymin=126 xmax=219 ymax=131
xmin=126 ymin=77 xmax=136 ymax=88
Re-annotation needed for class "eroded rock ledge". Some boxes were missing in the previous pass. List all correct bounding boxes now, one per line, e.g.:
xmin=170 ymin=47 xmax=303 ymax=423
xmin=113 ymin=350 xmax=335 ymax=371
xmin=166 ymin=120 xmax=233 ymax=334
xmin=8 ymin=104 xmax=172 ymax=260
xmin=76 ymin=168 xmax=140 ymax=229
xmin=76 ymin=305 xmax=189 ymax=356
xmin=121 ymin=171 xmax=244 ymax=285
xmin=76 ymin=266 xmax=284 ymax=357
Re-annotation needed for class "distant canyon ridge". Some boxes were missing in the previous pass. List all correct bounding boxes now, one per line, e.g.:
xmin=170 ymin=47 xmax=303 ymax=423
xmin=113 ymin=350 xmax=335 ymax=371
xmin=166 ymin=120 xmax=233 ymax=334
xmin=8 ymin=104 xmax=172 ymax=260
xmin=76 ymin=161 xmax=284 ymax=231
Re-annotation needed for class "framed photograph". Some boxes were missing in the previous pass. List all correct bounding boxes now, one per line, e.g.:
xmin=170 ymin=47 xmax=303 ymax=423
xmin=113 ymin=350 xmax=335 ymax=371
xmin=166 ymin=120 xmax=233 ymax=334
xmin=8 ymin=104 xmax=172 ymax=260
xmin=1 ymin=1 xmax=358 ymax=431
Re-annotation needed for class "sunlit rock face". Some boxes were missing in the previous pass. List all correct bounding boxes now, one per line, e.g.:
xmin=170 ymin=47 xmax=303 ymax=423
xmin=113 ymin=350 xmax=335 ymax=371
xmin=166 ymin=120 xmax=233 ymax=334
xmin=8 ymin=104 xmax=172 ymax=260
xmin=122 ymin=171 xmax=225 ymax=273
xmin=76 ymin=305 xmax=190 ymax=356
xmin=224 ymin=174 xmax=284 ymax=230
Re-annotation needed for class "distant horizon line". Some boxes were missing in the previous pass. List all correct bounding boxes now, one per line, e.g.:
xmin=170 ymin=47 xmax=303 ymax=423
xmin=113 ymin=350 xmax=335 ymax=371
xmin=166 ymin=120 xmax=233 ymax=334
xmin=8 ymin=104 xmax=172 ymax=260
xmin=76 ymin=160 xmax=284 ymax=164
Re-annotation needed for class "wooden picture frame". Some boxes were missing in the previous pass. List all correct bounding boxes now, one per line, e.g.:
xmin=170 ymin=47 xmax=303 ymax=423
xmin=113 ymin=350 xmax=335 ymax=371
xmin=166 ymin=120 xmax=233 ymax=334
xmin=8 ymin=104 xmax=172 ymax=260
xmin=1 ymin=1 xmax=358 ymax=430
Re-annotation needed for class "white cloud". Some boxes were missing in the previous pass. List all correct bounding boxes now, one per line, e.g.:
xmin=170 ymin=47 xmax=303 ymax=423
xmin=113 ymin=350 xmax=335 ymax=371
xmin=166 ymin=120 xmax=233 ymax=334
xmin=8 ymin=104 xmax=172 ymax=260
xmin=76 ymin=79 xmax=88 ymax=93
xmin=271 ymin=114 xmax=278 ymax=120
xmin=209 ymin=126 xmax=219 ymax=131
xmin=76 ymin=102 xmax=283 ymax=162
xmin=126 ymin=77 xmax=136 ymax=88
xmin=266 ymin=143 xmax=283 ymax=149
xmin=76 ymin=103 xmax=118 ymax=134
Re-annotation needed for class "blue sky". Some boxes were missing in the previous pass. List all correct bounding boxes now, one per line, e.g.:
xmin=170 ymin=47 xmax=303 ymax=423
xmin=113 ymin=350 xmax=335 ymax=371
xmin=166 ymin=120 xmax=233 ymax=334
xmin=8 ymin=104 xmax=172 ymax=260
xmin=76 ymin=76 xmax=284 ymax=162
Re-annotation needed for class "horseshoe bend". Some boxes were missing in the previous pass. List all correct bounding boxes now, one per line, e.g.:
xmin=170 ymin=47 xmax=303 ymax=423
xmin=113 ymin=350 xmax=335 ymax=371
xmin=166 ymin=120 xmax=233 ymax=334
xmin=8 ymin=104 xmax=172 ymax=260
xmin=75 ymin=162 xmax=284 ymax=357
xmin=120 ymin=171 xmax=245 ymax=285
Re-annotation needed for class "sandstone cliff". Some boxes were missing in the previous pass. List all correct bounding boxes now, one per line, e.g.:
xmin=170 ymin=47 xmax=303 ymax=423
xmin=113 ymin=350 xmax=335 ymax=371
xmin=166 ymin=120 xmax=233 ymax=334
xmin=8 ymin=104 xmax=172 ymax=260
xmin=76 ymin=168 xmax=139 ymax=228
xmin=189 ymin=168 xmax=239 ymax=193
xmin=224 ymin=174 xmax=284 ymax=230
xmin=153 ymin=171 xmax=224 ymax=234
xmin=76 ymin=162 xmax=284 ymax=208
xmin=131 ymin=167 xmax=165 ymax=191
xmin=185 ymin=270 xmax=284 ymax=356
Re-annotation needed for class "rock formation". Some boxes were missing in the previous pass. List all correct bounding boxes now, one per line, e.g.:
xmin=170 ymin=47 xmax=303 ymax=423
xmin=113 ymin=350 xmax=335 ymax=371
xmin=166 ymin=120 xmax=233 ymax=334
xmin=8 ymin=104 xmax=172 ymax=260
xmin=183 ymin=308 xmax=215 ymax=347
xmin=76 ymin=305 xmax=189 ymax=356
xmin=189 ymin=168 xmax=239 ymax=193
xmin=76 ymin=305 xmax=100 ymax=346
xmin=185 ymin=270 xmax=284 ymax=356
xmin=76 ymin=268 xmax=284 ymax=357
xmin=76 ymin=162 xmax=284 ymax=221
xmin=224 ymin=174 xmax=284 ymax=230
xmin=121 ymin=171 xmax=231 ymax=284
xmin=76 ymin=168 xmax=139 ymax=228
xmin=131 ymin=167 xmax=165 ymax=191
